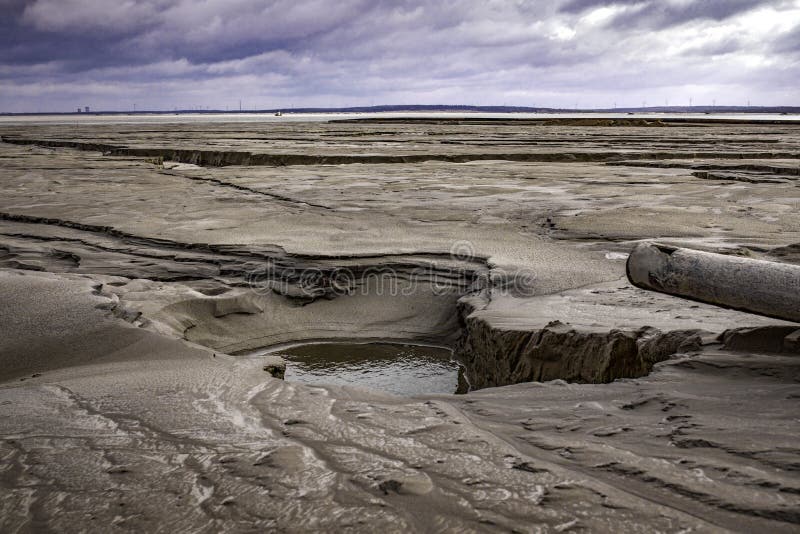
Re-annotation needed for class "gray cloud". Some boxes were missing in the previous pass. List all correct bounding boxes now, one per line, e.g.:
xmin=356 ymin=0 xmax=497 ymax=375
xmin=1 ymin=0 xmax=798 ymax=112
xmin=680 ymin=37 xmax=745 ymax=57
xmin=604 ymin=0 xmax=780 ymax=29
xmin=771 ymin=21 xmax=800 ymax=55
xmin=559 ymin=0 xmax=643 ymax=14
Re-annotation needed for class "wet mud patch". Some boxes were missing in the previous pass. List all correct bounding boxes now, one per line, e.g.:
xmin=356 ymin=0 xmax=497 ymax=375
xmin=277 ymin=342 xmax=461 ymax=396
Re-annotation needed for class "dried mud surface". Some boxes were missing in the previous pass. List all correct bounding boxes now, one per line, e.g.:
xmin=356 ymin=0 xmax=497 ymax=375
xmin=1 ymin=118 xmax=798 ymax=532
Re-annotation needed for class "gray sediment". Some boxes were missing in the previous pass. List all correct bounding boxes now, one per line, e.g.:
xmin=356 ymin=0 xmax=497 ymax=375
xmin=1 ymin=118 xmax=799 ymax=532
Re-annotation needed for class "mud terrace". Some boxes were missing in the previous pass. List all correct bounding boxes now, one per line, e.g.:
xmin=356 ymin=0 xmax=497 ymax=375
xmin=1 ymin=117 xmax=799 ymax=532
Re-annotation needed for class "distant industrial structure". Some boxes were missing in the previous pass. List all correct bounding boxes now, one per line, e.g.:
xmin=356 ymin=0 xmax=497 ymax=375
xmin=85 ymin=106 xmax=90 ymax=113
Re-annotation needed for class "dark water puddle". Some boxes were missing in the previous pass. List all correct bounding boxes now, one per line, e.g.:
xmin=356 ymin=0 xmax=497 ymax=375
xmin=277 ymin=343 xmax=461 ymax=396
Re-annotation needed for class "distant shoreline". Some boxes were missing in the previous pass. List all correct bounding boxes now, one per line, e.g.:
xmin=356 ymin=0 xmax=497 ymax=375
xmin=2 ymin=104 xmax=799 ymax=117
xmin=2 ymin=110 xmax=799 ymax=126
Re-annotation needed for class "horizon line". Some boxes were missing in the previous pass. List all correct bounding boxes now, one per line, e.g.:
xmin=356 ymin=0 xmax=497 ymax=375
xmin=3 ymin=104 xmax=800 ymax=116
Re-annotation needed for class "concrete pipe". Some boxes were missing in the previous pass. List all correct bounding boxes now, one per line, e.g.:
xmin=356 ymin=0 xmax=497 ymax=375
xmin=626 ymin=243 xmax=800 ymax=323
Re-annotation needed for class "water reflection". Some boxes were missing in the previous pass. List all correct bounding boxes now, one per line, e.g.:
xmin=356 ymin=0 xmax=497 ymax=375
xmin=278 ymin=343 xmax=460 ymax=396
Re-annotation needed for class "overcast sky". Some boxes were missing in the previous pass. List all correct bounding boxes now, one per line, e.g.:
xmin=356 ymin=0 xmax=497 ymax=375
xmin=1 ymin=0 xmax=798 ymax=112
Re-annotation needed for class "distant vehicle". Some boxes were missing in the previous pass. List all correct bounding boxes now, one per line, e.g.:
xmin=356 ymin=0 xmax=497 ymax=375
xmin=274 ymin=111 xmax=283 ymax=116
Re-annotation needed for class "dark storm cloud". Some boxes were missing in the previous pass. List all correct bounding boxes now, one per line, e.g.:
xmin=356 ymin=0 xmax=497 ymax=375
xmin=1 ymin=0 xmax=798 ymax=112
xmin=10 ymin=0 xmax=373 ymax=64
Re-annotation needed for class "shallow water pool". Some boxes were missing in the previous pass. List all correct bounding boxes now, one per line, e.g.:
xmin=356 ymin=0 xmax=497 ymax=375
xmin=277 ymin=343 xmax=460 ymax=396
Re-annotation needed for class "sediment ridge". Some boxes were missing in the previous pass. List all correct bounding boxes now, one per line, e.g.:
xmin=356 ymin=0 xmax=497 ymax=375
xmin=3 ymin=135 xmax=799 ymax=167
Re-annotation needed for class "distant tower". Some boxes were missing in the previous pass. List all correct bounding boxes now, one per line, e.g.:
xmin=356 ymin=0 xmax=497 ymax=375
xmin=77 ymin=107 xmax=82 ymax=113
xmin=84 ymin=106 xmax=90 ymax=113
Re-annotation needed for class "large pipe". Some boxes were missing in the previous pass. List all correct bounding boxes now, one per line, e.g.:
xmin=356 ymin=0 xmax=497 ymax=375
xmin=626 ymin=243 xmax=800 ymax=323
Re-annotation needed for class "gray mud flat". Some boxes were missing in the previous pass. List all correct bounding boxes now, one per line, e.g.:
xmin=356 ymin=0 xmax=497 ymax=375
xmin=0 ymin=116 xmax=798 ymax=532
